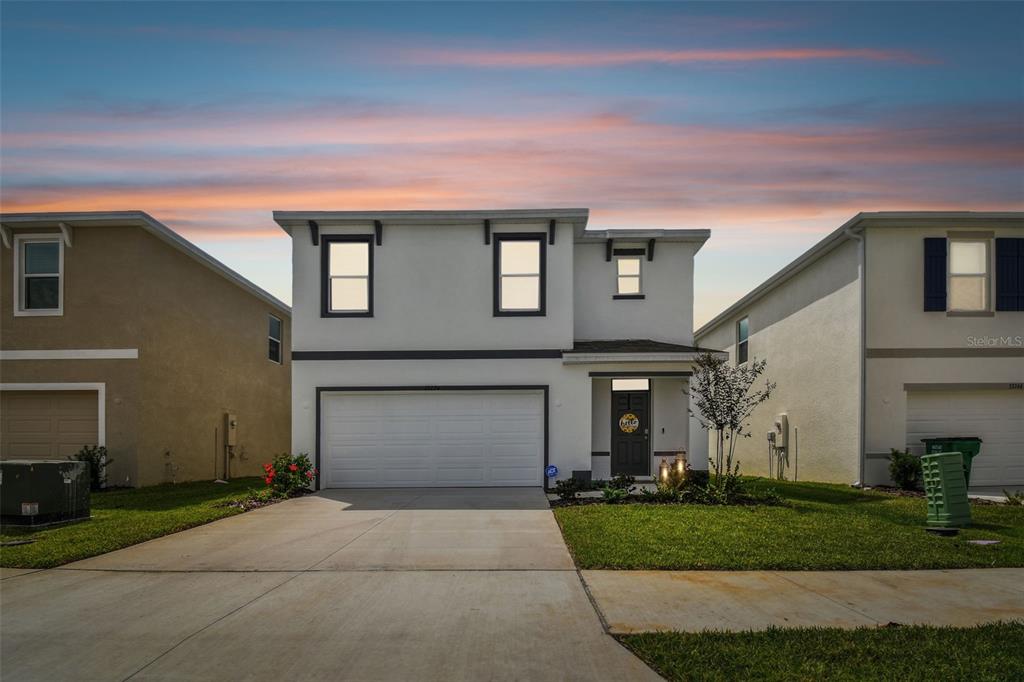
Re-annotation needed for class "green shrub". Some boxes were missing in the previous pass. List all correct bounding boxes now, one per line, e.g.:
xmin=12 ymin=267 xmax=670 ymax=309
xmin=601 ymin=486 xmax=630 ymax=504
xmin=262 ymin=453 xmax=316 ymax=497
xmin=889 ymin=449 xmax=922 ymax=490
xmin=1004 ymin=490 xmax=1024 ymax=506
xmin=69 ymin=445 xmax=112 ymax=491
xmin=608 ymin=473 xmax=636 ymax=491
xmin=554 ymin=477 xmax=585 ymax=501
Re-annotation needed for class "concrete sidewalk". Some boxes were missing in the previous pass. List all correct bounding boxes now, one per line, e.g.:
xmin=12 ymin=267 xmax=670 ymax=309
xmin=583 ymin=568 xmax=1024 ymax=633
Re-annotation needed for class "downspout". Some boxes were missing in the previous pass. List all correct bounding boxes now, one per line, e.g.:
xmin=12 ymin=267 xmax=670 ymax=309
xmin=844 ymin=224 xmax=866 ymax=487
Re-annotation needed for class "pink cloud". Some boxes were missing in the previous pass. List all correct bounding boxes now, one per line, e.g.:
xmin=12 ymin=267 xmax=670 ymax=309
xmin=402 ymin=46 xmax=934 ymax=68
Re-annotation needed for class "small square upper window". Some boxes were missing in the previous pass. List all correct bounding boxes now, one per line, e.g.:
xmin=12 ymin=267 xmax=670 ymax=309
xmin=616 ymin=257 xmax=642 ymax=295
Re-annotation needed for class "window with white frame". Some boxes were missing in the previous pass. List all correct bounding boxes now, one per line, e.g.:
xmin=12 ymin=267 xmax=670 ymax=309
xmin=948 ymin=239 xmax=989 ymax=312
xmin=736 ymin=316 xmax=749 ymax=365
xmin=268 ymin=315 xmax=283 ymax=363
xmin=495 ymin=234 xmax=544 ymax=315
xmin=15 ymin=236 xmax=63 ymax=315
xmin=324 ymin=236 xmax=372 ymax=316
xmin=616 ymin=256 xmax=642 ymax=295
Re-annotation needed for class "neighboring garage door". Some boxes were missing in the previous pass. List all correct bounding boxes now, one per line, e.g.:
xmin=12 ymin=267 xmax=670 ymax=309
xmin=0 ymin=391 xmax=99 ymax=460
xmin=321 ymin=390 xmax=545 ymax=488
xmin=906 ymin=389 xmax=1024 ymax=487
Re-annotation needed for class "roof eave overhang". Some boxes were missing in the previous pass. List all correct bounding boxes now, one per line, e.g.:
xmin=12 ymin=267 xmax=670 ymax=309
xmin=274 ymin=209 xmax=590 ymax=236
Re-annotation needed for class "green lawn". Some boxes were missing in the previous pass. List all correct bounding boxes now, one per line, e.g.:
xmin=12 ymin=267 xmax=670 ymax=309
xmin=619 ymin=623 xmax=1024 ymax=682
xmin=554 ymin=480 xmax=1024 ymax=570
xmin=1 ymin=478 xmax=261 ymax=569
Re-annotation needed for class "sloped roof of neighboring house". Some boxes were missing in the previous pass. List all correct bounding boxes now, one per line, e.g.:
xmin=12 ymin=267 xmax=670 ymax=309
xmin=273 ymin=208 xmax=711 ymax=249
xmin=0 ymin=211 xmax=290 ymax=315
xmin=694 ymin=211 xmax=1022 ymax=339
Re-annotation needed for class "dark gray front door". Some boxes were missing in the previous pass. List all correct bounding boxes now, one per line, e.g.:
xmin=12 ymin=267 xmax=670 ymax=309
xmin=611 ymin=391 xmax=649 ymax=476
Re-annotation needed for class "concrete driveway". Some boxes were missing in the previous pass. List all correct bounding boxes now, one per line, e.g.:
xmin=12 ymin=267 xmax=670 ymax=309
xmin=1 ymin=488 xmax=657 ymax=681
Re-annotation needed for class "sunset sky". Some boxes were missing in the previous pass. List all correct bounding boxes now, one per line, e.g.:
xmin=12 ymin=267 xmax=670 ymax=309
xmin=2 ymin=1 xmax=1022 ymax=325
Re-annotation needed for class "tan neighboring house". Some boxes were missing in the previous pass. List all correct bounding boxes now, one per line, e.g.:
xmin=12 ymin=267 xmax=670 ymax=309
xmin=694 ymin=211 xmax=1023 ymax=493
xmin=0 ymin=211 xmax=291 ymax=487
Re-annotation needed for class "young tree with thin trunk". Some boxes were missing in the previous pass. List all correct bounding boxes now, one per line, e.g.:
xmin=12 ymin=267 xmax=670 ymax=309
xmin=689 ymin=351 xmax=776 ymax=489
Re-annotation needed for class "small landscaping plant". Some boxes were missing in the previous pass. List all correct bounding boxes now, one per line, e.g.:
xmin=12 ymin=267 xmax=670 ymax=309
xmin=601 ymin=486 xmax=630 ymax=503
xmin=1004 ymin=490 xmax=1024 ymax=506
xmin=262 ymin=453 xmax=316 ymax=498
xmin=554 ymin=477 xmax=585 ymax=502
xmin=688 ymin=351 xmax=776 ymax=503
xmin=69 ymin=445 xmax=112 ymax=491
xmin=889 ymin=448 xmax=922 ymax=490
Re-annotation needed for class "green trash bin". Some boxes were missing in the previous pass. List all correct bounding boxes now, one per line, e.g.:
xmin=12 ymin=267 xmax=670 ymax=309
xmin=921 ymin=437 xmax=983 ymax=487
xmin=921 ymin=452 xmax=972 ymax=528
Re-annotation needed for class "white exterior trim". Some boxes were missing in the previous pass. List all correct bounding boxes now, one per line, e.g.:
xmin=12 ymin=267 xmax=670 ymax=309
xmin=0 ymin=382 xmax=106 ymax=446
xmin=0 ymin=349 xmax=139 ymax=360
xmin=12 ymin=233 xmax=64 ymax=317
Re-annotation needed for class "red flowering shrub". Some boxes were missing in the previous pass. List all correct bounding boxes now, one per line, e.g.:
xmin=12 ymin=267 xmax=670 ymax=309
xmin=262 ymin=453 xmax=316 ymax=497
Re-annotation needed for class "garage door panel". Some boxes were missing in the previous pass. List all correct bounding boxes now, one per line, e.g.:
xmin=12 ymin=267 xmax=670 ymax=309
xmin=1 ymin=391 xmax=100 ymax=461
xmin=906 ymin=389 xmax=1024 ymax=487
xmin=322 ymin=391 xmax=543 ymax=488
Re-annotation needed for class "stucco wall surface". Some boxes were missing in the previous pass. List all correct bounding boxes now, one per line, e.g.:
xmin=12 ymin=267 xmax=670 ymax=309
xmin=696 ymin=240 xmax=862 ymax=483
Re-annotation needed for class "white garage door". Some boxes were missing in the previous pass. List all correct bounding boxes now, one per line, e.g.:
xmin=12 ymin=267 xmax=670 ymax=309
xmin=321 ymin=390 xmax=544 ymax=488
xmin=906 ymin=389 xmax=1024 ymax=487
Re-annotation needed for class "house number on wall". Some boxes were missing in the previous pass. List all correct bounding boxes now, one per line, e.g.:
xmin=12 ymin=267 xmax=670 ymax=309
xmin=619 ymin=413 xmax=640 ymax=433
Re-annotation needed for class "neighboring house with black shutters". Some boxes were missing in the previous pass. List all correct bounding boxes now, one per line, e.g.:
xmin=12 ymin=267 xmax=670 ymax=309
xmin=276 ymin=209 xmax=718 ymax=489
xmin=695 ymin=212 xmax=1024 ymax=492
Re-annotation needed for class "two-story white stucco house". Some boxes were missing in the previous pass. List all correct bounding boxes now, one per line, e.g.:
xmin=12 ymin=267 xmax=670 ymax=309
xmin=276 ymin=209 xmax=714 ymax=489
xmin=694 ymin=212 xmax=1024 ymax=492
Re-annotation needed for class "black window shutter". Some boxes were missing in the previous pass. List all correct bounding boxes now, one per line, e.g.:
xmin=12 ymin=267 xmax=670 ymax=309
xmin=923 ymin=237 xmax=947 ymax=311
xmin=995 ymin=238 xmax=1023 ymax=311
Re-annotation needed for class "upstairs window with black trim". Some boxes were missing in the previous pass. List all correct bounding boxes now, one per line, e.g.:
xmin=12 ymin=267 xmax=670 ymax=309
xmin=736 ymin=316 xmax=749 ymax=365
xmin=948 ymin=239 xmax=990 ymax=312
xmin=15 ymin=236 xmax=63 ymax=316
xmin=322 ymin=235 xmax=373 ymax=317
xmin=268 ymin=314 xmax=283 ymax=364
xmin=494 ymin=233 xmax=545 ymax=316
xmin=616 ymin=256 xmax=642 ymax=297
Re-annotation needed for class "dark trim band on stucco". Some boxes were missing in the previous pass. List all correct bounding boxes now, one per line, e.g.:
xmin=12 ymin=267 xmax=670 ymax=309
xmin=903 ymin=382 xmax=1024 ymax=391
xmin=613 ymin=294 xmax=645 ymax=300
xmin=314 ymin=385 xmax=550 ymax=490
xmin=867 ymin=347 xmax=1024 ymax=358
xmin=613 ymin=248 xmax=645 ymax=256
xmin=588 ymin=371 xmax=692 ymax=377
xmin=294 ymin=349 xmax=563 ymax=361
xmin=590 ymin=451 xmax=610 ymax=457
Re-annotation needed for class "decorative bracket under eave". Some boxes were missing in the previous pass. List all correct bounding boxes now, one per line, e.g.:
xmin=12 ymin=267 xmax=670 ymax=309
xmin=308 ymin=220 xmax=320 ymax=246
xmin=548 ymin=219 xmax=556 ymax=245
xmin=0 ymin=224 xmax=10 ymax=249
xmin=374 ymin=220 xmax=383 ymax=246
xmin=59 ymin=222 xmax=73 ymax=247
xmin=605 ymin=239 xmax=613 ymax=262
xmin=647 ymin=238 xmax=655 ymax=261
xmin=483 ymin=219 xmax=491 ymax=245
